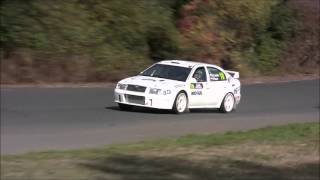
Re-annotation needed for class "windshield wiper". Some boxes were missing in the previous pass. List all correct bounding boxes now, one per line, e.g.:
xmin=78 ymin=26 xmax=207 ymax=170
xmin=151 ymin=74 xmax=165 ymax=79
xmin=140 ymin=74 xmax=151 ymax=77
xmin=140 ymin=74 xmax=165 ymax=79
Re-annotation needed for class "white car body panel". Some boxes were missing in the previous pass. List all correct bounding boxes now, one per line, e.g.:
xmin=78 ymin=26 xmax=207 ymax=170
xmin=114 ymin=60 xmax=241 ymax=111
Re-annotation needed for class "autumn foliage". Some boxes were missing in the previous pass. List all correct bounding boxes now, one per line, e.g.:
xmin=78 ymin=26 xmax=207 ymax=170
xmin=1 ymin=0 xmax=307 ymax=83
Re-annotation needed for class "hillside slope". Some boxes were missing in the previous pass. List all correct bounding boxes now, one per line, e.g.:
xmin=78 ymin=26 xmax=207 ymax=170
xmin=1 ymin=0 xmax=319 ymax=83
xmin=279 ymin=0 xmax=319 ymax=74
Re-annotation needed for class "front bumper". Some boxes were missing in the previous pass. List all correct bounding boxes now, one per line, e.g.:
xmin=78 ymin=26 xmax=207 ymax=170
xmin=114 ymin=89 xmax=174 ymax=110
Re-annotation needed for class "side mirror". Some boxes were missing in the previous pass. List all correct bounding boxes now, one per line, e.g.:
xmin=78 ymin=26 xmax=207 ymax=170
xmin=190 ymin=78 xmax=198 ymax=83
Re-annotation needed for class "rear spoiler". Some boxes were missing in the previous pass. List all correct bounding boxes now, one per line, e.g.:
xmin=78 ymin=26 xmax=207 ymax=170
xmin=225 ymin=70 xmax=239 ymax=79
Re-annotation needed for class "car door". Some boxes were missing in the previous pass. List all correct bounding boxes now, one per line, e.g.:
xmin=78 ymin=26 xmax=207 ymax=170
xmin=188 ymin=66 xmax=209 ymax=107
xmin=206 ymin=67 xmax=228 ymax=106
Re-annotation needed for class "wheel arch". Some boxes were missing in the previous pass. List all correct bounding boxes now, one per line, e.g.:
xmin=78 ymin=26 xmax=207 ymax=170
xmin=171 ymin=89 xmax=189 ymax=108
xmin=218 ymin=91 xmax=235 ymax=107
xmin=179 ymin=89 xmax=189 ymax=101
xmin=172 ymin=89 xmax=189 ymax=113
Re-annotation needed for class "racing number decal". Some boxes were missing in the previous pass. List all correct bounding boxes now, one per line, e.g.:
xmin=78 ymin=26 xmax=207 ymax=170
xmin=219 ymin=72 xmax=225 ymax=80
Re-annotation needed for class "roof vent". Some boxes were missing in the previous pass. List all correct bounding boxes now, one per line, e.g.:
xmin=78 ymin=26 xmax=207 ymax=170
xmin=171 ymin=61 xmax=180 ymax=64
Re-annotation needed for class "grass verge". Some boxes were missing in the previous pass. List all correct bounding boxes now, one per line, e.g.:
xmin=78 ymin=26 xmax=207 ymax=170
xmin=1 ymin=122 xmax=319 ymax=180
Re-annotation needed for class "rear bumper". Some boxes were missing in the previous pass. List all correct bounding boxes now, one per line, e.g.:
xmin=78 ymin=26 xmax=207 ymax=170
xmin=235 ymin=94 xmax=241 ymax=105
xmin=114 ymin=89 xmax=174 ymax=110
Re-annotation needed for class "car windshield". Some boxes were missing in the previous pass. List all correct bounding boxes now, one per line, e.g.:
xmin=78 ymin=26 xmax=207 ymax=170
xmin=140 ymin=64 xmax=191 ymax=82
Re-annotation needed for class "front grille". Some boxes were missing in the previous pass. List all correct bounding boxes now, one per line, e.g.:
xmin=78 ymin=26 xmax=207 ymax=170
xmin=127 ymin=85 xmax=146 ymax=92
xmin=125 ymin=94 xmax=145 ymax=105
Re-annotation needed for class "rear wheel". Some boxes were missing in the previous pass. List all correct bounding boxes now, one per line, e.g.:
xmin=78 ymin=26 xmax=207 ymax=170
xmin=220 ymin=93 xmax=235 ymax=113
xmin=173 ymin=92 xmax=188 ymax=114
xmin=118 ymin=103 xmax=133 ymax=111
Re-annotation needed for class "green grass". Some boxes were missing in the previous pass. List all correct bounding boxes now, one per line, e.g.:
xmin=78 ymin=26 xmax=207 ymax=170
xmin=2 ymin=122 xmax=319 ymax=180
xmin=175 ymin=122 xmax=319 ymax=145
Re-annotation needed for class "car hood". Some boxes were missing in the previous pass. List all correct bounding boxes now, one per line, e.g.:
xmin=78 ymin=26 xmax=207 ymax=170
xmin=118 ymin=76 xmax=185 ymax=89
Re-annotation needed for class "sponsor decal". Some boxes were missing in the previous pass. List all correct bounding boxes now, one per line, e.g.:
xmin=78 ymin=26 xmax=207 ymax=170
xmin=191 ymin=91 xmax=202 ymax=95
xmin=175 ymin=84 xmax=185 ymax=88
xmin=234 ymin=87 xmax=240 ymax=94
xmin=190 ymin=83 xmax=203 ymax=89
xmin=209 ymin=73 xmax=225 ymax=81
xmin=210 ymin=74 xmax=219 ymax=81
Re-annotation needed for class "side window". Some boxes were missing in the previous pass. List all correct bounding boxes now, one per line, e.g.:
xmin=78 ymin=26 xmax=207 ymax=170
xmin=207 ymin=67 xmax=226 ymax=81
xmin=192 ymin=67 xmax=207 ymax=82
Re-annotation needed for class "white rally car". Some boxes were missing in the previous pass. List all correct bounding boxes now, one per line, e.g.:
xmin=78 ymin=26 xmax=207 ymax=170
xmin=114 ymin=60 xmax=241 ymax=113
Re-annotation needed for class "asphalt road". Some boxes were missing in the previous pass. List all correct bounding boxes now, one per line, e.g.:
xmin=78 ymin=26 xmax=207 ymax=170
xmin=1 ymin=80 xmax=319 ymax=154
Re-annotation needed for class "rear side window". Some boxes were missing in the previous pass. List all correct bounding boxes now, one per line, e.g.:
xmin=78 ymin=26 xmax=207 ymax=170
xmin=207 ymin=67 xmax=226 ymax=81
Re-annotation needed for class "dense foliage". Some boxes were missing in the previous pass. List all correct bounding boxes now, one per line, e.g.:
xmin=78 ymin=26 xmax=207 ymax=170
xmin=177 ymin=0 xmax=297 ymax=74
xmin=1 ymin=0 xmax=297 ymax=83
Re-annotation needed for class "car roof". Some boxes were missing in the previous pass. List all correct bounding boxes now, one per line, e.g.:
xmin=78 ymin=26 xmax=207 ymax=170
xmin=158 ymin=60 xmax=217 ymax=68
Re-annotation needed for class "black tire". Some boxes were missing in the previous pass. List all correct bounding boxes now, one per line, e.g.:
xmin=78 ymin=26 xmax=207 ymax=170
xmin=118 ymin=103 xmax=133 ymax=111
xmin=172 ymin=92 xmax=189 ymax=114
xmin=219 ymin=93 xmax=235 ymax=113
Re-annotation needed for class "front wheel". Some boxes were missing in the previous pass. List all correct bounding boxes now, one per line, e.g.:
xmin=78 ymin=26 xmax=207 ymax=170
xmin=118 ymin=103 xmax=133 ymax=111
xmin=173 ymin=92 xmax=188 ymax=114
xmin=220 ymin=93 xmax=235 ymax=113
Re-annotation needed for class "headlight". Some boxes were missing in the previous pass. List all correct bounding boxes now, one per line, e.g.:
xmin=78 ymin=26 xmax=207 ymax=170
xmin=149 ymin=88 xmax=171 ymax=95
xmin=117 ymin=83 xmax=127 ymax=90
